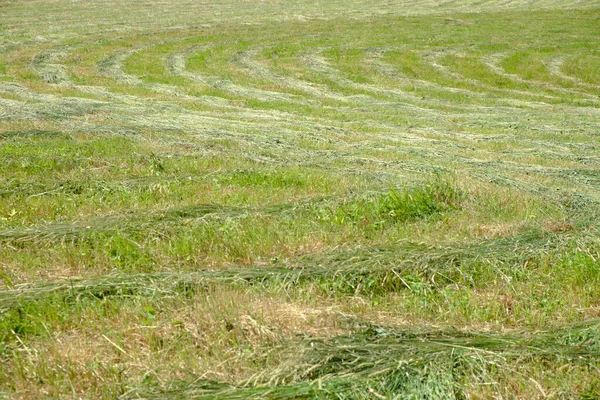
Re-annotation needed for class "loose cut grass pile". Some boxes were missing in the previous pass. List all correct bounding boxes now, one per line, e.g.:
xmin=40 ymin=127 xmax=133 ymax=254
xmin=1 ymin=0 xmax=600 ymax=398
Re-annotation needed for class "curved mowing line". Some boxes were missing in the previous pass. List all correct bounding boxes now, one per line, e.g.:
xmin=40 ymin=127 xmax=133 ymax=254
xmin=423 ymin=50 xmax=564 ymax=102
xmin=546 ymin=55 xmax=600 ymax=90
xmin=4 ymin=13 xmax=599 ymax=150
xmin=363 ymin=48 xmax=508 ymax=105
xmin=229 ymin=48 xmax=352 ymax=102
xmin=483 ymin=52 xmax=600 ymax=102
xmin=354 ymin=47 xmax=597 ymax=113
xmin=299 ymin=47 xmax=456 ymax=109
xmin=21 ymin=40 xmax=329 ymax=129
xmin=168 ymin=46 xmax=300 ymax=103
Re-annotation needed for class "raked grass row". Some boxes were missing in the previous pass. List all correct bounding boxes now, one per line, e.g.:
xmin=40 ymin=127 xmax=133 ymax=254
xmin=1 ymin=0 xmax=600 ymax=398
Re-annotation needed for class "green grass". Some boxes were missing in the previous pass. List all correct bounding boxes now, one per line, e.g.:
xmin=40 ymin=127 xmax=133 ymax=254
xmin=1 ymin=0 xmax=600 ymax=398
xmin=563 ymin=54 xmax=600 ymax=85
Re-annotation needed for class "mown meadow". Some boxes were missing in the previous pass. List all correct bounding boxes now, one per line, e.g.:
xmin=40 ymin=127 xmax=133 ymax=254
xmin=1 ymin=0 xmax=600 ymax=398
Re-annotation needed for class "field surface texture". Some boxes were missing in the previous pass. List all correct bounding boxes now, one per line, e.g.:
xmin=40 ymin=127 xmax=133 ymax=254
xmin=1 ymin=0 xmax=600 ymax=398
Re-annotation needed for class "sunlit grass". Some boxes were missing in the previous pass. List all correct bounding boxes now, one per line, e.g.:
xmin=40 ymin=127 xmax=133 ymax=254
xmin=1 ymin=0 xmax=600 ymax=398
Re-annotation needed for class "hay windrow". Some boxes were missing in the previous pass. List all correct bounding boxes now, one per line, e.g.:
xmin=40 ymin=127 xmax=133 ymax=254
xmin=128 ymin=320 xmax=600 ymax=399
xmin=2 ymin=0 xmax=600 ymax=397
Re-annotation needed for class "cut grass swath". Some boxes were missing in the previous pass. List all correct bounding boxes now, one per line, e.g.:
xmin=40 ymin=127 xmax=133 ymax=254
xmin=0 ymin=226 xmax=596 ymax=312
xmin=127 ymin=320 xmax=600 ymax=399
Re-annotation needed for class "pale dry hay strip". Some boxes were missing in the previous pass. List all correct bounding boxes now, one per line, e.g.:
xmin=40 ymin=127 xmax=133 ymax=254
xmin=0 ymin=81 xmax=139 ymax=129
xmin=296 ymin=46 xmax=479 ymax=128
xmin=362 ymin=47 xmax=584 ymax=115
xmin=483 ymin=52 xmax=600 ymax=101
xmin=0 ymin=37 xmax=142 ymax=105
xmin=0 ymin=82 xmax=223 ymax=145
xmin=237 ymin=44 xmax=476 ymax=117
xmin=218 ymin=49 xmax=312 ymax=102
xmin=97 ymin=48 xmax=145 ymax=86
xmin=8 ymin=12 xmax=596 ymax=145
xmin=36 ymin=39 xmax=443 ymax=139
xmin=227 ymin=47 xmax=505 ymax=131
xmin=139 ymin=105 xmax=491 ymax=165
xmin=299 ymin=46 xmax=547 ymax=117
xmin=30 ymin=48 xmax=70 ymax=85
xmin=0 ymin=80 xmax=191 ymax=139
xmin=421 ymin=50 xmax=466 ymax=81
xmin=0 ymin=81 xmax=111 ymax=122
xmin=157 ymin=98 xmax=596 ymax=172
xmin=2 ymin=2 xmax=596 ymax=172
xmin=116 ymin=100 xmax=343 ymax=139
xmin=461 ymin=105 xmax=600 ymax=138
xmin=366 ymin=49 xmax=600 ymax=129
xmin=31 ymin=39 xmax=316 ymax=132
xmin=29 ymin=74 xmax=355 ymax=151
xmin=361 ymin=47 xmax=566 ymax=115
xmin=297 ymin=45 xmax=571 ymax=142
xmin=166 ymin=46 xmax=379 ymax=126
xmin=362 ymin=47 xmax=525 ymax=109
xmin=110 ymin=111 xmax=372 ymax=160
xmin=231 ymin=49 xmax=350 ymax=102
xmin=423 ymin=50 xmax=563 ymax=102
xmin=163 ymin=49 xmax=237 ymax=108
xmin=107 ymin=45 xmax=399 ymax=142
xmin=545 ymin=55 xmax=600 ymax=90
xmin=27 ymin=31 xmax=240 ymax=105
xmin=96 ymin=44 xmax=219 ymax=101
xmin=0 ymin=81 xmax=82 ymax=104
xmin=299 ymin=48 xmax=431 ymax=106
xmin=429 ymin=127 xmax=590 ymax=156
xmin=361 ymin=48 xmax=466 ymax=104
xmin=0 ymin=98 xmax=38 ymax=120
xmin=26 ymin=44 xmax=142 ymax=104
xmin=1 ymin=1 xmax=600 ymax=197
xmin=2 ymin=65 xmax=596 ymax=172
xmin=165 ymin=45 xmax=299 ymax=103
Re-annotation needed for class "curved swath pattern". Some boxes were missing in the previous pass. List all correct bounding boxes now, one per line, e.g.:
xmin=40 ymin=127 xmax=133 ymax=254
xmin=174 ymin=47 xmax=304 ymax=103
xmin=2 ymin=12 xmax=598 ymax=191
xmin=556 ymin=53 xmax=600 ymax=87
xmin=545 ymin=56 xmax=600 ymax=89
xmin=1 ymin=7 xmax=599 ymax=174
xmin=2 ymin=1 xmax=600 ymax=398
xmin=483 ymin=52 xmax=600 ymax=100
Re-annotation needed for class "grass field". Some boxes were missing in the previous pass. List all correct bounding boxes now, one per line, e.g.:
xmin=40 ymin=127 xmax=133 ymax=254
xmin=1 ymin=0 xmax=600 ymax=398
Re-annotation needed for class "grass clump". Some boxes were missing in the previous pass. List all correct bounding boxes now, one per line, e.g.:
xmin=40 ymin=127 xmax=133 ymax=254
xmin=333 ymin=175 xmax=463 ymax=229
